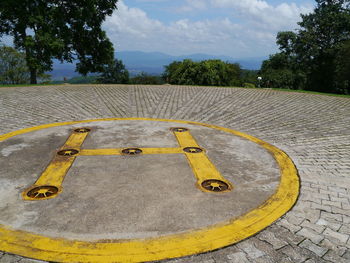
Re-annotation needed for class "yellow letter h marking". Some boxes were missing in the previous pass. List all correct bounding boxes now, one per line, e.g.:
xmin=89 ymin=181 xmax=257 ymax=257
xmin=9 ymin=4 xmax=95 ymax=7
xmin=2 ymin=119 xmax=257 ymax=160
xmin=23 ymin=127 xmax=232 ymax=200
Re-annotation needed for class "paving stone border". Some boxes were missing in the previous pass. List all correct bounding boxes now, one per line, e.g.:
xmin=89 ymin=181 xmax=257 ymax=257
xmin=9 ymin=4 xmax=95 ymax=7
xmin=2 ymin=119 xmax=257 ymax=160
xmin=0 ymin=85 xmax=349 ymax=263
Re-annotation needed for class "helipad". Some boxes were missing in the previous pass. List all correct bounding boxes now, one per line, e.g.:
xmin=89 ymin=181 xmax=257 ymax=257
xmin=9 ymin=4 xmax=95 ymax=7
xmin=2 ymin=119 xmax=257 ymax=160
xmin=0 ymin=118 xmax=299 ymax=263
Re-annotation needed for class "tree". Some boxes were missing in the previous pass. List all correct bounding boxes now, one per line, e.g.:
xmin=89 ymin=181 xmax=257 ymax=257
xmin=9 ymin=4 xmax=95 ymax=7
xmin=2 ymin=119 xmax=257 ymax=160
xmin=276 ymin=31 xmax=297 ymax=56
xmin=163 ymin=61 xmax=182 ymax=83
xmin=165 ymin=59 xmax=198 ymax=85
xmin=260 ymin=53 xmax=306 ymax=90
xmin=130 ymin=72 xmax=164 ymax=85
xmin=38 ymin=73 xmax=52 ymax=84
xmin=0 ymin=45 xmax=30 ymax=84
xmin=66 ymin=75 xmax=99 ymax=84
xmin=334 ymin=40 xmax=350 ymax=94
xmin=261 ymin=0 xmax=350 ymax=93
xmin=0 ymin=0 xmax=118 ymax=84
xmin=224 ymin=62 xmax=242 ymax=86
xmin=97 ymin=59 xmax=129 ymax=84
xmin=295 ymin=0 xmax=350 ymax=92
xmin=163 ymin=59 xmax=242 ymax=86
xmin=241 ymin=69 xmax=258 ymax=87
xmin=196 ymin=60 xmax=241 ymax=86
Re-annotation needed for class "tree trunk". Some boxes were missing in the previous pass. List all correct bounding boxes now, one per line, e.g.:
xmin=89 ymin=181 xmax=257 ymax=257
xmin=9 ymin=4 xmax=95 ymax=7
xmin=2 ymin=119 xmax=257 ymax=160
xmin=20 ymin=30 xmax=37 ymax=84
xmin=30 ymin=68 xmax=37 ymax=84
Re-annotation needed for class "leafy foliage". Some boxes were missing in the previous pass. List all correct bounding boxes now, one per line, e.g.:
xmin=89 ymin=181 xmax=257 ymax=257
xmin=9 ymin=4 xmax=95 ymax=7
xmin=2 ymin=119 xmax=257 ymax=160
xmin=0 ymin=0 xmax=118 ymax=84
xmin=261 ymin=0 xmax=350 ymax=94
xmin=241 ymin=69 xmax=258 ymax=87
xmin=97 ymin=59 xmax=129 ymax=84
xmin=67 ymin=75 xmax=98 ymax=84
xmin=0 ymin=45 xmax=29 ymax=84
xmin=260 ymin=53 xmax=306 ymax=90
xmin=130 ymin=72 xmax=165 ymax=85
xmin=334 ymin=40 xmax=350 ymax=93
xmin=163 ymin=59 xmax=242 ymax=86
xmin=38 ymin=73 xmax=52 ymax=84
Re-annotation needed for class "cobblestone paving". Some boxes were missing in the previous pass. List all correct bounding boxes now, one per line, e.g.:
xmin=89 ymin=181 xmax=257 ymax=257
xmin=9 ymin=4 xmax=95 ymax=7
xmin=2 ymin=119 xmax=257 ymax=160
xmin=0 ymin=85 xmax=349 ymax=263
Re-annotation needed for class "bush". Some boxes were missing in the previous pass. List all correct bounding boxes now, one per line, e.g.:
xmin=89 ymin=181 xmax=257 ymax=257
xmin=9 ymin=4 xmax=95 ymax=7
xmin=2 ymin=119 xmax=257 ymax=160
xmin=243 ymin=83 xmax=256 ymax=88
xmin=130 ymin=72 xmax=164 ymax=85
xmin=260 ymin=53 xmax=306 ymax=90
xmin=97 ymin=59 xmax=129 ymax=84
xmin=163 ymin=59 xmax=242 ymax=86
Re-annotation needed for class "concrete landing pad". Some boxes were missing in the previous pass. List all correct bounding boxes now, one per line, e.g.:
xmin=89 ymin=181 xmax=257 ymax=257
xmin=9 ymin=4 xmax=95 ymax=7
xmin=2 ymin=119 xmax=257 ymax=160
xmin=0 ymin=118 xmax=299 ymax=263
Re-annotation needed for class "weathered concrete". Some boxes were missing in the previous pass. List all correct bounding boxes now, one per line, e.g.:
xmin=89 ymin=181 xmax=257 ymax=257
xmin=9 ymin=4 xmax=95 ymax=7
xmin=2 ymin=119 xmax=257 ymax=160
xmin=0 ymin=120 xmax=279 ymax=240
xmin=0 ymin=84 xmax=349 ymax=263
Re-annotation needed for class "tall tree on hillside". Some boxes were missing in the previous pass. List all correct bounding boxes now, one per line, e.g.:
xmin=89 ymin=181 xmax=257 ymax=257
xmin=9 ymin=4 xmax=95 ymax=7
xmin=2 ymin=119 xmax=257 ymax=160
xmin=296 ymin=0 xmax=350 ymax=92
xmin=260 ymin=53 xmax=300 ymax=90
xmin=0 ymin=0 xmax=118 ymax=84
xmin=261 ymin=0 xmax=350 ymax=93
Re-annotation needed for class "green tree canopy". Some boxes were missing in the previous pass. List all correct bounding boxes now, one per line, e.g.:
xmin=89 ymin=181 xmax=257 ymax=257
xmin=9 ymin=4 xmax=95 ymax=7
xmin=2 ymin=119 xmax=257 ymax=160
xmin=164 ymin=59 xmax=242 ymax=87
xmin=260 ymin=53 xmax=306 ymax=90
xmin=130 ymin=72 xmax=164 ymax=85
xmin=335 ymin=40 xmax=350 ymax=93
xmin=0 ymin=45 xmax=29 ymax=84
xmin=97 ymin=59 xmax=129 ymax=84
xmin=0 ymin=0 xmax=118 ymax=84
xmin=261 ymin=0 xmax=350 ymax=94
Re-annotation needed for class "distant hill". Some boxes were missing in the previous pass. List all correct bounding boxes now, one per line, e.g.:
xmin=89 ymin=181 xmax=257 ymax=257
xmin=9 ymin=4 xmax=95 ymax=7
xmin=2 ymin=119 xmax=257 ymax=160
xmin=50 ymin=51 xmax=266 ymax=80
xmin=116 ymin=51 xmax=266 ymax=74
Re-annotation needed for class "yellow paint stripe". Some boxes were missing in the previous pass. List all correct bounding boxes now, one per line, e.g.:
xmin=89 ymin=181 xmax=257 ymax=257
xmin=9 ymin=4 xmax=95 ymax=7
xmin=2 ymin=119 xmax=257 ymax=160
xmin=35 ymin=156 xmax=75 ymax=186
xmin=142 ymin=148 xmax=183 ymax=155
xmin=63 ymin=132 xmax=89 ymax=149
xmin=173 ymin=130 xmax=232 ymax=191
xmin=22 ymin=131 xmax=88 ymax=200
xmin=79 ymin=148 xmax=184 ymax=156
xmin=79 ymin=149 xmax=121 ymax=156
xmin=184 ymin=152 xmax=232 ymax=191
xmin=0 ymin=118 xmax=300 ymax=263
xmin=172 ymin=130 xmax=200 ymax=147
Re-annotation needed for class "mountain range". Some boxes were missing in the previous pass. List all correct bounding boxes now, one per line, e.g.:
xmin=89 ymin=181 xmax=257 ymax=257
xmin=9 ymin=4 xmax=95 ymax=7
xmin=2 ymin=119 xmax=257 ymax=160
xmin=50 ymin=51 xmax=267 ymax=80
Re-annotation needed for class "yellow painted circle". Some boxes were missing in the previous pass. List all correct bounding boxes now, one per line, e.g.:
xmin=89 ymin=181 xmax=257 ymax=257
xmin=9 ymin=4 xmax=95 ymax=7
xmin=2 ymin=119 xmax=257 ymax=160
xmin=0 ymin=118 xmax=299 ymax=263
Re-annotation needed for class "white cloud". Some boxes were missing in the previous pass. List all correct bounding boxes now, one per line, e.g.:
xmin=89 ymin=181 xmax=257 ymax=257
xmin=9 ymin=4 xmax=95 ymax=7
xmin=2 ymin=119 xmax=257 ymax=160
xmin=105 ymin=1 xmax=164 ymax=39
xmin=210 ymin=0 xmax=313 ymax=30
xmin=1 ymin=0 xmax=315 ymax=58
xmin=105 ymin=1 xmax=241 ymax=55
xmin=103 ymin=0 xmax=313 ymax=57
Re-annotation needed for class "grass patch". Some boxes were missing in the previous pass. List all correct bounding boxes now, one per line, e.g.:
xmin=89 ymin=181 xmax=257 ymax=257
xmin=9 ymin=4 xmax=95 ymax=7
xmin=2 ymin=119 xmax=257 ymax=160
xmin=230 ymin=85 xmax=350 ymax=98
xmin=270 ymin=88 xmax=350 ymax=98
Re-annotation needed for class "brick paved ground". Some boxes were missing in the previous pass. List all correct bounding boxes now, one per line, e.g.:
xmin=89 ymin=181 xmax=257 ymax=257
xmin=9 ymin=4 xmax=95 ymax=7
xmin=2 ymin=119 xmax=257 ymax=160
xmin=0 ymin=85 xmax=349 ymax=263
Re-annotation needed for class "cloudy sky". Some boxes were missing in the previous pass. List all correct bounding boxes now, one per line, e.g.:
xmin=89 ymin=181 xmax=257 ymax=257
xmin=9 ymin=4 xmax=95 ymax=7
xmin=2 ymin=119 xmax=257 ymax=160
xmin=0 ymin=0 xmax=315 ymax=59
xmin=104 ymin=0 xmax=315 ymax=58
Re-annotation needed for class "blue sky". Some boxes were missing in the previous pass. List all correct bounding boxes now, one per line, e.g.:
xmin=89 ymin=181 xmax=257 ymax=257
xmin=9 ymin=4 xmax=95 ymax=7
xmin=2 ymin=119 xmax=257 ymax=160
xmin=104 ymin=0 xmax=315 ymax=58
xmin=0 ymin=0 xmax=316 ymax=58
